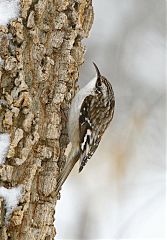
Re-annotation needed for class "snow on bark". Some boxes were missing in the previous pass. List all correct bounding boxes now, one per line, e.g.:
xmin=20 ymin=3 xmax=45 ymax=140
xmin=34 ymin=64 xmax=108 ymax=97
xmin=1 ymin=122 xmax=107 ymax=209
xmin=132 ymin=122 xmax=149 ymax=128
xmin=0 ymin=133 xmax=10 ymax=165
xmin=0 ymin=0 xmax=20 ymax=26
xmin=0 ymin=186 xmax=22 ymax=221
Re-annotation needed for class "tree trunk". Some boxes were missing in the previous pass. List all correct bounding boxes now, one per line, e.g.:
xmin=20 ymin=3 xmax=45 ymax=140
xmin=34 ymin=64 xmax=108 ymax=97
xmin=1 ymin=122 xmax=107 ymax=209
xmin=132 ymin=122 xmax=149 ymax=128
xmin=0 ymin=0 xmax=93 ymax=239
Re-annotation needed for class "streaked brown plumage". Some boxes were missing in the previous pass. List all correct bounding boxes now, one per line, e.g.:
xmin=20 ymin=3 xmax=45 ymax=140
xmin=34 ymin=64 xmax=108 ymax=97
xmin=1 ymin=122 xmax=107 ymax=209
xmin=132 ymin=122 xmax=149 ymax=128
xmin=55 ymin=63 xmax=115 ymax=196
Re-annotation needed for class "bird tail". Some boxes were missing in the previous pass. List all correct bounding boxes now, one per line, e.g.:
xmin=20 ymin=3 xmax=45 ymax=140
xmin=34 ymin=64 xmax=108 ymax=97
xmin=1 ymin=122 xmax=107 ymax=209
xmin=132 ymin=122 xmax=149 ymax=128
xmin=55 ymin=149 xmax=80 ymax=196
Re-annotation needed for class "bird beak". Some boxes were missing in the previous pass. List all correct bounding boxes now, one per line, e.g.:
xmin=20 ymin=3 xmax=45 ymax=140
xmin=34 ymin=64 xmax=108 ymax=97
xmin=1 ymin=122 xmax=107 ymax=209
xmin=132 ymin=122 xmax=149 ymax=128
xmin=93 ymin=62 xmax=101 ymax=78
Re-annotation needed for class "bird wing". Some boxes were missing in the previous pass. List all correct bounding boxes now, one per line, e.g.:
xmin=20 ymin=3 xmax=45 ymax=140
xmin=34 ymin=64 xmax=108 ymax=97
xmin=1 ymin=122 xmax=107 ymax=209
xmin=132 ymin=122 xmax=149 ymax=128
xmin=79 ymin=95 xmax=102 ymax=172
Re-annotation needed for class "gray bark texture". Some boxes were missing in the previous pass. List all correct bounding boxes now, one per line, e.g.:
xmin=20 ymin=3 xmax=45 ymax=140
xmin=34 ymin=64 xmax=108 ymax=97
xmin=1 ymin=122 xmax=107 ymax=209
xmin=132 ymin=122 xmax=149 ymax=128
xmin=0 ymin=0 xmax=93 ymax=239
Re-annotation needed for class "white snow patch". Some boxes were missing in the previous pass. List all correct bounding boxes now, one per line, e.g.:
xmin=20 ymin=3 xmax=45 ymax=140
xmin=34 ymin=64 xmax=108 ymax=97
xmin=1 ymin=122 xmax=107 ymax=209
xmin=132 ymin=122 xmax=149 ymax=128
xmin=0 ymin=186 xmax=22 ymax=220
xmin=0 ymin=0 xmax=20 ymax=26
xmin=0 ymin=56 xmax=4 ymax=65
xmin=0 ymin=133 xmax=10 ymax=165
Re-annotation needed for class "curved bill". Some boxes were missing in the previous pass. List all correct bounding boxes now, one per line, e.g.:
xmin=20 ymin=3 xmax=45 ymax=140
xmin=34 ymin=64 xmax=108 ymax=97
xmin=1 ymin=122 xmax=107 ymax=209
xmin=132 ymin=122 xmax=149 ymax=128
xmin=93 ymin=62 xmax=101 ymax=78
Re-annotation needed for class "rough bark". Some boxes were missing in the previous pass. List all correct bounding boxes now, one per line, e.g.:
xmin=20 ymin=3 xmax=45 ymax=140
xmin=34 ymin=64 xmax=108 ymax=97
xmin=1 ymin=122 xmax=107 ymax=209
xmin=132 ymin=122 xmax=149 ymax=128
xmin=0 ymin=0 xmax=93 ymax=239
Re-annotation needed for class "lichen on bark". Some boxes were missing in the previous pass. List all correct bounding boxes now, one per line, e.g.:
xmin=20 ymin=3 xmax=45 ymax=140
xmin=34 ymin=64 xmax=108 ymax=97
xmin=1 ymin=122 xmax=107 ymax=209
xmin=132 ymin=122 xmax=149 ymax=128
xmin=0 ymin=0 xmax=93 ymax=239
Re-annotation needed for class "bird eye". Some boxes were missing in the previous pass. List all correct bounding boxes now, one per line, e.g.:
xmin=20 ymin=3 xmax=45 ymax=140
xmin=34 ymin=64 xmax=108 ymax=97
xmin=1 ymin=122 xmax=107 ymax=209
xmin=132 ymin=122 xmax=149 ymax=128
xmin=96 ymin=78 xmax=101 ymax=88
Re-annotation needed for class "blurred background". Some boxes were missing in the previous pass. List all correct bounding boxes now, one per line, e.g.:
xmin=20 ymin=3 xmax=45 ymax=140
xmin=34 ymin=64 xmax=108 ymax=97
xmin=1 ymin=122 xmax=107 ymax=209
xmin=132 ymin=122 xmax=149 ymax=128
xmin=55 ymin=0 xmax=166 ymax=239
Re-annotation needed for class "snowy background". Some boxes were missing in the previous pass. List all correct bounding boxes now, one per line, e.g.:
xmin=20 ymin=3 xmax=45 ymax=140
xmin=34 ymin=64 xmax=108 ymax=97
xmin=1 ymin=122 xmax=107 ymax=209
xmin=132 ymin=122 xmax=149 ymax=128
xmin=55 ymin=0 xmax=166 ymax=239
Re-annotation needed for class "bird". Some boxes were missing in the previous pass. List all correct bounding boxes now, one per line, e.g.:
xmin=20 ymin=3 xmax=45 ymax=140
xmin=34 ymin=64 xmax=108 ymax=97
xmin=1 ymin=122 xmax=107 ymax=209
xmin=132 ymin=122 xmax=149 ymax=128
xmin=55 ymin=62 xmax=115 ymax=196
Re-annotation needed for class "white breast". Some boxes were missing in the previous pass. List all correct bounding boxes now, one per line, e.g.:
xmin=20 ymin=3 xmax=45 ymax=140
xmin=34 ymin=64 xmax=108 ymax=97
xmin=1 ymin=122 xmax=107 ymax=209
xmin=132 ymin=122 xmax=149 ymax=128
xmin=68 ymin=77 xmax=96 ymax=146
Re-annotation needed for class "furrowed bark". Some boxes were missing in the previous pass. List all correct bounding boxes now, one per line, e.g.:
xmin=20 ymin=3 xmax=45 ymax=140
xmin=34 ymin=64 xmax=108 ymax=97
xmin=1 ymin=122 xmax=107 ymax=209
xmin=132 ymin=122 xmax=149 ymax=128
xmin=0 ymin=0 xmax=93 ymax=239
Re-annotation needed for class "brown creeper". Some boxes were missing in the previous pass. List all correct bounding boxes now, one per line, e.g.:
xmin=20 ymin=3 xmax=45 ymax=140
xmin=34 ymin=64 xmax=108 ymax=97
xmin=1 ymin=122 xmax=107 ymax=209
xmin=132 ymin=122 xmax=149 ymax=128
xmin=55 ymin=63 xmax=115 ymax=195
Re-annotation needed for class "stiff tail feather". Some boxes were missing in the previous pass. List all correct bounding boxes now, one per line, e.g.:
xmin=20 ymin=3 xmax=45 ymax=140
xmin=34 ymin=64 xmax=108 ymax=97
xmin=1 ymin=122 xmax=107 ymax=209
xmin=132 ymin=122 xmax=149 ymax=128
xmin=55 ymin=150 xmax=80 ymax=196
